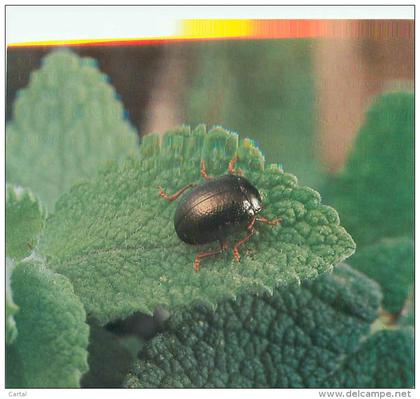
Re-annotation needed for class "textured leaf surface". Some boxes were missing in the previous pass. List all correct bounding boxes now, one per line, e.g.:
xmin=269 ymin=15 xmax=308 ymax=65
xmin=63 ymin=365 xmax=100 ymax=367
xmin=349 ymin=237 xmax=414 ymax=314
xmin=6 ymin=258 xmax=18 ymax=345
xmin=325 ymin=328 xmax=414 ymax=388
xmin=124 ymin=264 xmax=383 ymax=388
xmin=6 ymin=260 xmax=89 ymax=388
xmin=40 ymin=125 xmax=355 ymax=325
xmin=328 ymin=92 xmax=414 ymax=246
xmin=6 ymin=184 xmax=46 ymax=261
xmin=6 ymin=50 xmax=137 ymax=209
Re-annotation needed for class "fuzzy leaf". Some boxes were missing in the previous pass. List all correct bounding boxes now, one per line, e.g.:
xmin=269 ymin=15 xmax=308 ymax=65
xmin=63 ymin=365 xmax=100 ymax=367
xmin=124 ymin=264 xmax=386 ymax=388
xmin=328 ymin=92 xmax=414 ymax=246
xmin=39 ymin=125 xmax=355 ymax=325
xmin=6 ymin=260 xmax=89 ymax=388
xmin=325 ymin=328 xmax=414 ymax=388
xmin=349 ymin=237 xmax=414 ymax=314
xmin=6 ymin=49 xmax=137 ymax=209
xmin=6 ymin=258 xmax=18 ymax=345
xmin=6 ymin=184 xmax=46 ymax=261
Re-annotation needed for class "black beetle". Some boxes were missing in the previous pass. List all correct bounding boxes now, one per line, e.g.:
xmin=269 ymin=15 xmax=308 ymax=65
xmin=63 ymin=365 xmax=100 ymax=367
xmin=159 ymin=157 xmax=281 ymax=271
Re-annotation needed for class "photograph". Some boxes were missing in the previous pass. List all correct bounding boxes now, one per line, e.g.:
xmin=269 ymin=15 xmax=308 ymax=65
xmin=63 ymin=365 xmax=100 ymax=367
xmin=4 ymin=4 xmax=415 ymax=394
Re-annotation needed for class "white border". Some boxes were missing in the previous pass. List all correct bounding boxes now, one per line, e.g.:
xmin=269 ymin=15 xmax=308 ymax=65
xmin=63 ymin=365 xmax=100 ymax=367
xmin=6 ymin=5 xmax=415 ymax=44
xmin=0 ymin=388 xmax=417 ymax=398
xmin=2 ymin=2 xmax=417 ymax=398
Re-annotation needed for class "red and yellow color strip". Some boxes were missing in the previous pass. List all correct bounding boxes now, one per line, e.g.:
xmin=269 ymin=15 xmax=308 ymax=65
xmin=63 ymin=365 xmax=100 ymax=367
xmin=8 ymin=19 xmax=413 ymax=48
xmin=183 ymin=19 xmax=413 ymax=40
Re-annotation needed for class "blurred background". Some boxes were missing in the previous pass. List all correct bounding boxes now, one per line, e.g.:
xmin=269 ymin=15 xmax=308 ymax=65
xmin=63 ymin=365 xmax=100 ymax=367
xmin=7 ymin=19 xmax=414 ymax=188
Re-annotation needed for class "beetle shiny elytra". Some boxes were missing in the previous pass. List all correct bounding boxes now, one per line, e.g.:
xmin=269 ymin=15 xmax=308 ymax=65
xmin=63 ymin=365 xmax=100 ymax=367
xmin=159 ymin=156 xmax=281 ymax=272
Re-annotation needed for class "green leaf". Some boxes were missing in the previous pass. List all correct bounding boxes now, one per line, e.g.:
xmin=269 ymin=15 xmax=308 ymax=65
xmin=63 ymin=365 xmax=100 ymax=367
xmin=6 ymin=184 xmax=46 ymax=261
xmin=39 ymin=125 xmax=355 ymax=325
xmin=6 ymin=184 xmax=46 ymax=346
xmin=6 ymin=346 xmax=23 ymax=387
xmin=6 ymin=258 xmax=18 ymax=345
xmin=328 ymin=92 xmax=414 ymax=246
xmin=349 ymin=237 xmax=414 ymax=314
xmin=6 ymin=49 xmax=138 ymax=210
xmin=325 ymin=328 xmax=414 ymax=388
xmin=81 ymin=324 xmax=136 ymax=388
xmin=6 ymin=260 xmax=89 ymax=388
xmin=124 ymin=264 xmax=384 ymax=388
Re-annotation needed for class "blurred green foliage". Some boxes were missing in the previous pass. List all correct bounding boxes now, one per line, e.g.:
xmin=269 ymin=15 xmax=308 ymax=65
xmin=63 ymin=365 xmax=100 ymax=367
xmin=349 ymin=237 xmax=414 ymax=315
xmin=185 ymin=40 xmax=322 ymax=187
xmin=6 ymin=50 xmax=137 ymax=210
xmin=81 ymin=324 xmax=134 ymax=388
xmin=327 ymin=92 xmax=414 ymax=247
xmin=400 ymin=288 xmax=414 ymax=327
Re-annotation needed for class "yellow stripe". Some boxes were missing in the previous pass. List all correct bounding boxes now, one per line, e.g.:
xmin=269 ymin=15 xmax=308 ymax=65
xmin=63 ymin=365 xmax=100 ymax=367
xmin=8 ymin=35 xmax=186 ymax=48
xmin=8 ymin=19 xmax=254 ymax=47
xmin=182 ymin=19 xmax=252 ymax=39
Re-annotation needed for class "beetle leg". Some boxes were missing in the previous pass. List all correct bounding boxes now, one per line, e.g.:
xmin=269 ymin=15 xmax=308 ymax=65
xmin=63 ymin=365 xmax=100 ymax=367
xmin=200 ymin=160 xmax=212 ymax=181
xmin=228 ymin=156 xmax=238 ymax=174
xmin=158 ymin=183 xmax=196 ymax=202
xmin=193 ymin=245 xmax=226 ymax=273
xmin=228 ymin=155 xmax=244 ymax=176
xmin=256 ymin=216 xmax=282 ymax=225
xmin=247 ymin=216 xmax=256 ymax=231
xmin=232 ymin=217 xmax=256 ymax=262
xmin=233 ymin=230 xmax=255 ymax=262
xmin=193 ymin=240 xmax=227 ymax=272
